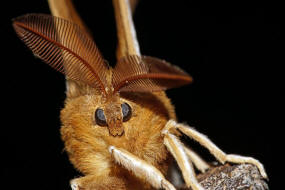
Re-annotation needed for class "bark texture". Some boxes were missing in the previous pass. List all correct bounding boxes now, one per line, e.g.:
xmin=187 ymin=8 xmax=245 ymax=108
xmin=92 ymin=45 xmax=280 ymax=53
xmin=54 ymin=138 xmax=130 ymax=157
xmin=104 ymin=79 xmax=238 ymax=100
xmin=180 ymin=164 xmax=268 ymax=190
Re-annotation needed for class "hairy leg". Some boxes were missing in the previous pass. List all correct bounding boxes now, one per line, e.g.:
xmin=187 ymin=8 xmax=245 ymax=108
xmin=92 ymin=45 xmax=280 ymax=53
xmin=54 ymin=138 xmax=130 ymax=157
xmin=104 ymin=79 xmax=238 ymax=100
xmin=163 ymin=131 xmax=204 ymax=190
xmin=165 ymin=120 xmax=267 ymax=179
xmin=109 ymin=146 xmax=176 ymax=190
xmin=184 ymin=146 xmax=210 ymax=173
xmin=70 ymin=175 xmax=127 ymax=190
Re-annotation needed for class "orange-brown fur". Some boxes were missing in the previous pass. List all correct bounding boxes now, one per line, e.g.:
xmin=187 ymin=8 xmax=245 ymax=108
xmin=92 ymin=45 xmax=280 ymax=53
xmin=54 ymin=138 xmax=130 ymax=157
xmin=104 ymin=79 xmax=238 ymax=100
xmin=60 ymin=81 xmax=176 ymax=189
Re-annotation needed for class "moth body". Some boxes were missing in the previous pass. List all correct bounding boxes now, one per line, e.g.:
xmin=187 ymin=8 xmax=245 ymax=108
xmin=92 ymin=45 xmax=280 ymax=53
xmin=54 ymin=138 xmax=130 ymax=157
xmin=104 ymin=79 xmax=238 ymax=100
xmin=12 ymin=3 xmax=267 ymax=189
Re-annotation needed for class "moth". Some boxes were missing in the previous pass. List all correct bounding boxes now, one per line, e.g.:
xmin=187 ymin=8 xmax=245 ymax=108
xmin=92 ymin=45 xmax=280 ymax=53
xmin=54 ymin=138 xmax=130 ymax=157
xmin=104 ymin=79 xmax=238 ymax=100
xmin=12 ymin=2 xmax=267 ymax=190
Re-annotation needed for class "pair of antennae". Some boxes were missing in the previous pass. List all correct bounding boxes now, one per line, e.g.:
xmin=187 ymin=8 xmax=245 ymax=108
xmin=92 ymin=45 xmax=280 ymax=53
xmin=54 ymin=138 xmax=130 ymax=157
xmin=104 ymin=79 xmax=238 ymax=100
xmin=13 ymin=14 xmax=192 ymax=96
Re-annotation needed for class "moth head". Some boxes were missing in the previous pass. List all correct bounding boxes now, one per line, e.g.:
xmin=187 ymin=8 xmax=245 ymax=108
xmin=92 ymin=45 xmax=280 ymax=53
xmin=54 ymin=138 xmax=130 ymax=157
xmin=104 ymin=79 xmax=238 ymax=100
xmin=12 ymin=14 xmax=193 ymax=137
xmin=93 ymin=94 xmax=133 ymax=136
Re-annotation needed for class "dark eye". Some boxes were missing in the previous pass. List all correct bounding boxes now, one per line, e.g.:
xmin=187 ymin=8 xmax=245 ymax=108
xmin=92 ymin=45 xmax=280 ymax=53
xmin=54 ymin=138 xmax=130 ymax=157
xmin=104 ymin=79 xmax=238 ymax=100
xmin=95 ymin=108 xmax=107 ymax=126
xmin=121 ymin=103 xmax=132 ymax=122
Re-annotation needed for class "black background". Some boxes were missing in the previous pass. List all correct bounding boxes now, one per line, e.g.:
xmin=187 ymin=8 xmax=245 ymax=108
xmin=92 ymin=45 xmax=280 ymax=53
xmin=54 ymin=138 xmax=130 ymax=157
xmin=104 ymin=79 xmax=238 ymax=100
xmin=2 ymin=1 xmax=282 ymax=189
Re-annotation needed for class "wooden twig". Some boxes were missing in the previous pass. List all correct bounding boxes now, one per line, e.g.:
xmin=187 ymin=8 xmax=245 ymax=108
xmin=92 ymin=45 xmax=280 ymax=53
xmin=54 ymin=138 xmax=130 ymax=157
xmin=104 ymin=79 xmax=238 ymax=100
xmin=179 ymin=164 xmax=268 ymax=190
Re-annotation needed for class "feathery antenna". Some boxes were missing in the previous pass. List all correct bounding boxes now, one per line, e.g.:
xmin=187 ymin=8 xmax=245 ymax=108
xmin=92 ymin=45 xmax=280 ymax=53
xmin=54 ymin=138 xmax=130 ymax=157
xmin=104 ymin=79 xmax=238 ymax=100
xmin=13 ymin=14 xmax=109 ymax=94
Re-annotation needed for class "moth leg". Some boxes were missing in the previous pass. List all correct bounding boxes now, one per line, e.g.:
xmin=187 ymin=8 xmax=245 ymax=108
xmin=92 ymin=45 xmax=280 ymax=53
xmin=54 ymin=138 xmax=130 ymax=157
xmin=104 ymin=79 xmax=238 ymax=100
xmin=70 ymin=175 xmax=127 ymax=190
xmin=163 ymin=131 xmax=204 ymax=190
xmin=109 ymin=146 xmax=176 ymax=190
xmin=184 ymin=146 xmax=210 ymax=173
xmin=166 ymin=120 xmax=268 ymax=179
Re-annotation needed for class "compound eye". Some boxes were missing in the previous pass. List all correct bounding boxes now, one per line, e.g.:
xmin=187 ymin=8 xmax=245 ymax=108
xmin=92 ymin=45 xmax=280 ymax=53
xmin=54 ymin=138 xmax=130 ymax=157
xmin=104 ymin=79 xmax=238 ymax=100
xmin=95 ymin=108 xmax=107 ymax=126
xmin=121 ymin=103 xmax=132 ymax=122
